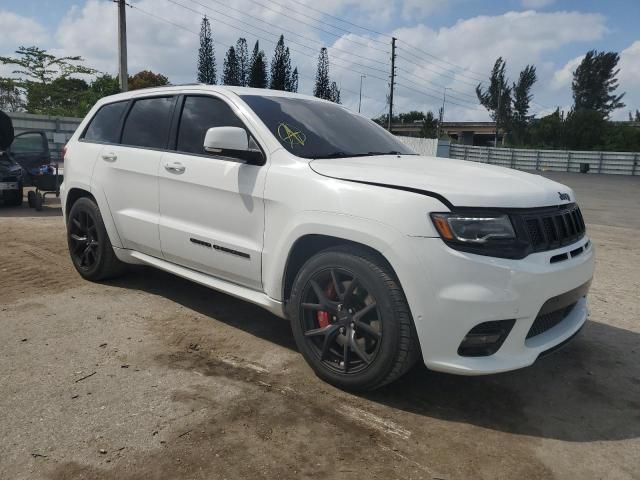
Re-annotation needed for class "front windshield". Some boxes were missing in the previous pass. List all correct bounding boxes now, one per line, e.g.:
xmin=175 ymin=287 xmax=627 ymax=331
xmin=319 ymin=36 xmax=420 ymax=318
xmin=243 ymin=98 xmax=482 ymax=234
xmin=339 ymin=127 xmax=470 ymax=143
xmin=240 ymin=94 xmax=416 ymax=159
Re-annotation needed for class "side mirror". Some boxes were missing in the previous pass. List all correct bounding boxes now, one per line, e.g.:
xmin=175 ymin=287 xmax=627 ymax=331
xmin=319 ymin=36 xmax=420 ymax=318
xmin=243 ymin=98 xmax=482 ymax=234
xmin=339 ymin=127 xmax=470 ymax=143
xmin=203 ymin=126 xmax=264 ymax=164
xmin=204 ymin=126 xmax=248 ymax=153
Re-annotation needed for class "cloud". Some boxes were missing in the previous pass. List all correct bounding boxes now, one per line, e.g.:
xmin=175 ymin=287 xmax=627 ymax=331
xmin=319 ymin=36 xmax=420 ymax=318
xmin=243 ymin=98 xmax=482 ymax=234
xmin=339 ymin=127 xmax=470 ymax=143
xmin=550 ymin=55 xmax=583 ymax=91
xmin=362 ymin=10 xmax=607 ymax=119
xmin=2 ymin=1 xmax=625 ymax=121
xmin=0 ymin=10 xmax=47 ymax=54
xmin=521 ymin=0 xmax=555 ymax=9
xmin=617 ymin=41 xmax=640 ymax=117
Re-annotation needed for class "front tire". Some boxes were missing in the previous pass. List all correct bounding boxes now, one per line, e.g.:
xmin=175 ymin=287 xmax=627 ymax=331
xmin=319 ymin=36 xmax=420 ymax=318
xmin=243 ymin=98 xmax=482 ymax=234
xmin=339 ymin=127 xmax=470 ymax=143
xmin=289 ymin=246 xmax=419 ymax=391
xmin=67 ymin=197 xmax=126 ymax=281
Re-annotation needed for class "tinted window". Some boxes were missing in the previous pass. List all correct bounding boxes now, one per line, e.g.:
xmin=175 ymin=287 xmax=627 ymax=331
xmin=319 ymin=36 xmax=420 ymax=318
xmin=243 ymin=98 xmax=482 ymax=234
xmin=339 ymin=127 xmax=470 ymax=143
xmin=177 ymin=96 xmax=244 ymax=154
xmin=240 ymin=95 xmax=415 ymax=159
xmin=122 ymin=97 xmax=175 ymax=149
xmin=84 ymin=101 xmax=127 ymax=143
xmin=11 ymin=133 xmax=46 ymax=153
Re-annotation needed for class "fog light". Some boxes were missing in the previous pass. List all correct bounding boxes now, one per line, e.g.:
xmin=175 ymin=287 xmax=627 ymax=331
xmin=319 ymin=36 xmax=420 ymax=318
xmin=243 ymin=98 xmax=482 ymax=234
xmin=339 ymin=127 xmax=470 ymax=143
xmin=458 ymin=319 xmax=515 ymax=357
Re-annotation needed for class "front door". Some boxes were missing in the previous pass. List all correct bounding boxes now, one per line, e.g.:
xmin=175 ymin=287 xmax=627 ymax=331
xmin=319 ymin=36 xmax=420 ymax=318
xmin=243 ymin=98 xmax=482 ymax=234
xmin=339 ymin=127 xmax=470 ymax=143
xmin=158 ymin=94 xmax=266 ymax=290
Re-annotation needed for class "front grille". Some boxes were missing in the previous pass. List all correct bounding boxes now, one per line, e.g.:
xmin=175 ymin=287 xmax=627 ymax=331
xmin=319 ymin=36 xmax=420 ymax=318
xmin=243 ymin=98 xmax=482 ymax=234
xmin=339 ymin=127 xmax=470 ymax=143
xmin=522 ymin=204 xmax=585 ymax=252
xmin=526 ymin=302 xmax=577 ymax=339
xmin=1 ymin=176 xmax=18 ymax=182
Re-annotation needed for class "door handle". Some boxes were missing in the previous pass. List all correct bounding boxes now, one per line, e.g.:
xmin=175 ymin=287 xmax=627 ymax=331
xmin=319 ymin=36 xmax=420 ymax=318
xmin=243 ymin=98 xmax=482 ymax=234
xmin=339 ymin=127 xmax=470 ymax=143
xmin=164 ymin=162 xmax=186 ymax=174
xmin=101 ymin=152 xmax=117 ymax=162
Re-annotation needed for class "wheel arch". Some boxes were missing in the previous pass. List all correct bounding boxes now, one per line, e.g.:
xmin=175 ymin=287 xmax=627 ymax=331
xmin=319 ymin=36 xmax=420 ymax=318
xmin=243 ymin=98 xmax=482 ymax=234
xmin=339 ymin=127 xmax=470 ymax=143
xmin=65 ymin=187 xmax=95 ymax=217
xmin=281 ymin=234 xmax=402 ymax=306
xmin=64 ymin=185 xmax=123 ymax=248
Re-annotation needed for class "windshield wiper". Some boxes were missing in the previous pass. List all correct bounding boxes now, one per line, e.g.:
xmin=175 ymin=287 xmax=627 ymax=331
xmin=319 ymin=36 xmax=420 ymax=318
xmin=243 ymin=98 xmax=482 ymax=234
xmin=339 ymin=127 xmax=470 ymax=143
xmin=313 ymin=150 xmax=414 ymax=159
xmin=312 ymin=151 xmax=357 ymax=159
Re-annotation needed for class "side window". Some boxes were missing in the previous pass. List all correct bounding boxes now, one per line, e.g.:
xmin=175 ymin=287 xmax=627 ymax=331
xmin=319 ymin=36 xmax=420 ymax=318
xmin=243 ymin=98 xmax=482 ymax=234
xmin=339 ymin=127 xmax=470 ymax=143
xmin=177 ymin=96 xmax=245 ymax=155
xmin=11 ymin=132 xmax=46 ymax=153
xmin=83 ymin=101 xmax=128 ymax=144
xmin=122 ymin=97 xmax=175 ymax=149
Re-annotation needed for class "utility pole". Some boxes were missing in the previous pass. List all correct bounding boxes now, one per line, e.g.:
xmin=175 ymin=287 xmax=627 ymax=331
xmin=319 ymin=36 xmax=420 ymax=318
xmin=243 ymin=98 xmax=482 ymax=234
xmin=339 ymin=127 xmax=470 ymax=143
xmin=387 ymin=37 xmax=396 ymax=132
xmin=437 ymin=87 xmax=450 ymax=138
xmin=117 ymin=0 xmax=128 ymax=92
xmin=494 ymin=85 xmax=501 ymax=147
xmin=358 ymin=75 xmax=366 ymax=113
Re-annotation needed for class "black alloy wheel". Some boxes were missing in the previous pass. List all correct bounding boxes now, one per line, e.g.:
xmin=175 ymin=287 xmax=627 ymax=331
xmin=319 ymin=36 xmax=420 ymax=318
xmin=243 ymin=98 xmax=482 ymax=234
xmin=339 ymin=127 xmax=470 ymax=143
xmin=289 ymin=246 xmax=419 ymax=391
xmin=69 ymin=209 xmax=100 ymax=271
xmin=66 ymin=197 xmax=126 ymax=281
xmin=300 ymin=267 xmax=382 ymax=374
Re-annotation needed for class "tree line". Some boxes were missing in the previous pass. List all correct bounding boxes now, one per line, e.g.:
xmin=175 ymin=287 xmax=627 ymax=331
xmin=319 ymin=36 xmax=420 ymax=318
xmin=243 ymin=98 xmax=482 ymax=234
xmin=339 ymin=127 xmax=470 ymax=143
xmin=375 ymin=49 xmax=639 ymax=152
xmin=475 ymin=50 xmax=639 ymax=151
xmin=0 ymin=16 xmax=342 ymax=117
xmin=196 ymin=17 xmax=341 ymax=102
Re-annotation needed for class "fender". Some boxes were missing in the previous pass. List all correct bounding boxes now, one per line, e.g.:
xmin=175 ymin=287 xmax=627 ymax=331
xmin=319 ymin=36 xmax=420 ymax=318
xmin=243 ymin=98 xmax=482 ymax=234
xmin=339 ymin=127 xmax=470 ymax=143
xmin=64 ymin=180 xmax=124 ymax=249
xmin=262 ymin=210 xmax=423 ymax=303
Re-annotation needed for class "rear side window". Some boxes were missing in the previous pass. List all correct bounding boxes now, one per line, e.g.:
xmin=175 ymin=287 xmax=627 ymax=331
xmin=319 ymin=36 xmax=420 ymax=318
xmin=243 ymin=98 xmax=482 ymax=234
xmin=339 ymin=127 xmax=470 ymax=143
xmin=177 ymin=96 xmax=244 ymax=154
xmin=84 ymin=101 xmax=128 ymax=143
xmin=122 ymin=96 xmax=176 ymax=149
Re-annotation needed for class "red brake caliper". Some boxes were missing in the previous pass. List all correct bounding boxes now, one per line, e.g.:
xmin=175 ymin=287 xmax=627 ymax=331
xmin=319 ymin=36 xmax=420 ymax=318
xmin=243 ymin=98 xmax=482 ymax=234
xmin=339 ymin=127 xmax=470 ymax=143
xmin=317 ymin=282 xmax=337 ymax=328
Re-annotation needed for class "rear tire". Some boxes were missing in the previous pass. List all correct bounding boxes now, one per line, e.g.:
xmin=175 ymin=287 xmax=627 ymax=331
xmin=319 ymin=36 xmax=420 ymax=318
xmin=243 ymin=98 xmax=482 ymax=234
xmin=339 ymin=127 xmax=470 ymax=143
xmin=27 ymin=190 xmax=35 ymax=208
xmin=67 ymin=197 xmax=126 ymax=281
xmin=289 ymin=245 xmax=419 ymax=391
xmin=34 ymin=192 xmax=43 ymax=211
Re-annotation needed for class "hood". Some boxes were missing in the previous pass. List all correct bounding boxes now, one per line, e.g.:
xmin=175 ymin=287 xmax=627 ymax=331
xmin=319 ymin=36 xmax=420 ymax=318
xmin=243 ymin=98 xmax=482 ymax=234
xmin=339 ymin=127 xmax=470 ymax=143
xmin=0 ymin=156 xmax=21 ymax=175
xmin=309 ymin=155 xmax=575 ymax=209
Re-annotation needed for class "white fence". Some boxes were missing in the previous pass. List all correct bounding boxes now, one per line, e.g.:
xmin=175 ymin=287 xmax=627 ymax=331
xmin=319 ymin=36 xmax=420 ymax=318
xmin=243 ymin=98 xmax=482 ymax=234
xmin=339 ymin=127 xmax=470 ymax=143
xmin=397 ymin=136 xmax=439 ymax=157
xmin=8 ymin=112 xmax=82 ymax=162
xmin=450 ymin=144 xmax=640 ymax=176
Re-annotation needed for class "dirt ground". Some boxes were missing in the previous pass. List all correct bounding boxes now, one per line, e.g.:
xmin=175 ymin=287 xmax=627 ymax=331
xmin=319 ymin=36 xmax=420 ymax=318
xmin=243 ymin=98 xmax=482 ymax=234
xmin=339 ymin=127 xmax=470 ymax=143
xmin=1 ymin=172 xmax=639 ymax=480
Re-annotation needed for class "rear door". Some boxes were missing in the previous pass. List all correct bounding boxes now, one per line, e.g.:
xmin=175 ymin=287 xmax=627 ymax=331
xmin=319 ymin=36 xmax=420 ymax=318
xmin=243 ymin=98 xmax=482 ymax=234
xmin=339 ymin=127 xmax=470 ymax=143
xmin=158 ymin=94 xmax=267 ymax=290
xmin=91 ymin=95 xmax=177 ymax=258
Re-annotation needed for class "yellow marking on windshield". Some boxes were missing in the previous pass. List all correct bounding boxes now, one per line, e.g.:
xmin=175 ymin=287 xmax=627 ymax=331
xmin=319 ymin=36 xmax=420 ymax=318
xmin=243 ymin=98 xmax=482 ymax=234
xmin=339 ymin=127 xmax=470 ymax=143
xmin=277 ymin=122 xmax=306 ymax=147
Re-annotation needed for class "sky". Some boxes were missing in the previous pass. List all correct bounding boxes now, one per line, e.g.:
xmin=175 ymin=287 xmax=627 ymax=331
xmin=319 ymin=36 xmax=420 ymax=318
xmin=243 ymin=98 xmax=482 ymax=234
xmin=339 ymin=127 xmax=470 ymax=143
xmin=1 ymin=0 xmax=639 ymax=121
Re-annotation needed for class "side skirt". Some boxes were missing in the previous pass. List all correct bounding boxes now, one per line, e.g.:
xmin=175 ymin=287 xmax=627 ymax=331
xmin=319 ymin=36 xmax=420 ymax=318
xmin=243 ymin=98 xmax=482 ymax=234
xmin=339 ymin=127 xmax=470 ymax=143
xmin=115 ymin=248 xmax=286 ymax=318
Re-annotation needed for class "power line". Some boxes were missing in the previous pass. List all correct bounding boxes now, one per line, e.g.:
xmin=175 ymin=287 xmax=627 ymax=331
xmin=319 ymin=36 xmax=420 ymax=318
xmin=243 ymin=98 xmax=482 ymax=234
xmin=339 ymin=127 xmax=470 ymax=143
xmin=285 ymin=0 xmax=392 ymax=39
xmin=396 ymin=40 xmax=487 ymax=81
xmin=129 ymin=3 xmax=482 ymax=114
xmin=395 ymin=82 xmax=481 ymax=111
xmin=395 ymin=75 xmax=479 ymax=108
xmin=274 ymin=0 xmax=486 ymax=86
xmin=396 ymin=57 xmax=480 ymax=88
xmin=129 ymin=3 xmax=384 ymax=106
xmin=188 ymin=0 xmax=389 ymax=67
xmin=243 ymin=0 xmax=390 ymax=45
xmin=395 ymin=67 xmax=479 ymax=102
xmin=239 ymin=0 xmax=390 ymax=54
xmin=169 ymin=0 xmax=390 ymax=78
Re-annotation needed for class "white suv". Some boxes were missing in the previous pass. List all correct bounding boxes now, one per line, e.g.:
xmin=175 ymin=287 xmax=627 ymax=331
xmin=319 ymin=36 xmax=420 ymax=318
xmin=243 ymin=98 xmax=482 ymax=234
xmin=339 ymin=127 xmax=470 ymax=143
xmin=62 ymin=85 xmax=594 ymax=390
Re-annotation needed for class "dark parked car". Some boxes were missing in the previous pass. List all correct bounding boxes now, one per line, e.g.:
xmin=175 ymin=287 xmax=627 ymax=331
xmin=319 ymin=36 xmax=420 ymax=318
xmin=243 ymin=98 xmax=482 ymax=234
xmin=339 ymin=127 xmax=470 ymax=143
xmin=0 ymin=129 xmax=51 ymax=206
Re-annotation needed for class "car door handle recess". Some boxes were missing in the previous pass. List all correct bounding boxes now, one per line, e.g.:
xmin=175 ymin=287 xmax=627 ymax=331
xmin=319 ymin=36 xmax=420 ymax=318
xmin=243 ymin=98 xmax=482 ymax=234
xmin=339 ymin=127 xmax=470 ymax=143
xmin=165 ymin=162 xmax=186 ymax=174
xmin=101 ymin=153 xmax=117 ymax=162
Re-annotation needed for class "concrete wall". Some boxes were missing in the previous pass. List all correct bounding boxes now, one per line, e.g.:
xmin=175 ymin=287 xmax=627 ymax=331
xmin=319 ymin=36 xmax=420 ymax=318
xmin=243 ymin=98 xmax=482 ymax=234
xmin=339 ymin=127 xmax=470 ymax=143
xmin=8 ymin=112 xmax=82 ymax=163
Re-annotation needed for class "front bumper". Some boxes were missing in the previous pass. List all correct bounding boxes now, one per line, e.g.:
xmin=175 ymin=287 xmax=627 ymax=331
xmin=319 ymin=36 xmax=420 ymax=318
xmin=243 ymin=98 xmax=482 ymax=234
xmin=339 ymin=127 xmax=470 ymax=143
xmin=402 ymin=235 xmax=594 ymax=375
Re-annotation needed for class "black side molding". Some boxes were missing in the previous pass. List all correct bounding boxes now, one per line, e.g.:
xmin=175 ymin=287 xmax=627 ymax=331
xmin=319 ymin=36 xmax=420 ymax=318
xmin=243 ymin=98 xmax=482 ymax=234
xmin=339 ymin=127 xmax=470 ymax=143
xmin=190 ymin=237 xmax=250 ymax=259
xmin=190 ymin=237 xmax=212 ymax=248
xmin=213 ymin=244 xmax=250 ymax=259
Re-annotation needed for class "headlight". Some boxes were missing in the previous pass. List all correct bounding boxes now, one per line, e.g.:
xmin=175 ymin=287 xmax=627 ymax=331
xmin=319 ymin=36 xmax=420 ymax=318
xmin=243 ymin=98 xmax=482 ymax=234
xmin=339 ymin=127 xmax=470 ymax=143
xmin=431 ymin=213 xmax=515 ymax=244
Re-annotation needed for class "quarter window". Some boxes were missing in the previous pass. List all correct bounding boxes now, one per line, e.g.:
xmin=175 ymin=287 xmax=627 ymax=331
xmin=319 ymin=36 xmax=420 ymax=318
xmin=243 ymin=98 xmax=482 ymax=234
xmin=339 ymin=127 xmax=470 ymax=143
xmin=122 ymin=96 xmax=176 ymax=149
xmin=177 ymin=96 xmax=244 ymax=155
xmin=83 ymin=101 xmax=128 ymax=144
